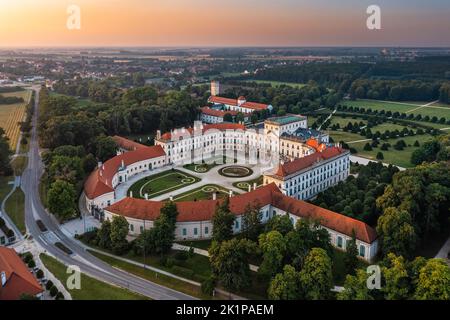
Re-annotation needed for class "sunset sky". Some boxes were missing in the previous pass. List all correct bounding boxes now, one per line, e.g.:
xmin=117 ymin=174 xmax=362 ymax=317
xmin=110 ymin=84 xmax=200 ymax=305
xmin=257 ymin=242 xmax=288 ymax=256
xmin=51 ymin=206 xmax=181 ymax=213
xmin=0 ymin=0 xmax=449 ymax=47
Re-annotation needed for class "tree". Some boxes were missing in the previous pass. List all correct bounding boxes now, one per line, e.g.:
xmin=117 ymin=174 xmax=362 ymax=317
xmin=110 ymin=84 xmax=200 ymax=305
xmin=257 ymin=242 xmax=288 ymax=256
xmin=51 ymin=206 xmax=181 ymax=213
xmin=363 ymin=143 xmax=372 ymax=151
xmin=299 ymin=248 xmax=333 ymax=300
xmin=285 ymin=219 xmax=332 ymax=269
xmin=376 ymin=152 xmax=384 ymax=160
xmin=415 ymin=259 xmax=450 ymax=300
xmin=110 ymin=215 xmax=129 ymax=255
xmin=0 ymin=128 xmax=12 ymax=175
xmin=337 ymin=269 xmax=374 ymax=300
xmin=209 ymin=238 xmax=256 ymax=292
xmin=265 ymin=214 xmax=293 ymax=235
xmin=268 ymin=265 xmax=301 ymax=300
xmin=242 ymin=204 xmax=262 ymax=241
xmin=97 ymin=219 xmax=112 ymax=249
xmin=258 ymin=231 xmax=286 ymax=277
xmin=343 ymin=233 xmax=359 ymax=276
xmin=95 ymin=135 xmax=117 ymax=162
xmin=223 ymin=113 xmax=233 ymax=123
xmin=47 ymin=180 xmax=77 ymax=220
xmin=376 ymin=207 xmax=417 ymax=258
xmin=382 ymin=253 xmax=411 ymax=300
xmin=211 ymin=198 xmax=235 ymax=242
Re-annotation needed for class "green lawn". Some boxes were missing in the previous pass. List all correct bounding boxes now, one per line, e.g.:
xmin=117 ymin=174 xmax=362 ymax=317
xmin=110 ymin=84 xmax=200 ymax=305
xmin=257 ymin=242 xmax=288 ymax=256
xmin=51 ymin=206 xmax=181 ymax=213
xmin=5 ymin=187 xmax=25 ymax=234
xmin=232 ymin=176 xmax=263 ymax=192
xmin=11 ymin=156 xmax=28 ymax=176
xmin=0 ymin=176 xmax=13 ymax=203
xmin=40 ymin=254 xmax=146 ymax=300
xmin=88 ymin=250 xmax=213 ymax=299
xmin=128 ymin=169 xmax=200 ymax=199
xmin=243 ymin=80 xmax=306 ymax=88
xmin=169 ymin=184 xmax=233 ymax=202
xmin=328 ymin=130 xmax=364 ymax=143
xmin=176 ymin=239 xmax=212 ymax=251
xmin=183 ymin=157 xmax=226 ymax=173
xmin=351 ymin=134 xmax=435 ymax=168
xmin=342 ymin=99 xmax=450 ymax=119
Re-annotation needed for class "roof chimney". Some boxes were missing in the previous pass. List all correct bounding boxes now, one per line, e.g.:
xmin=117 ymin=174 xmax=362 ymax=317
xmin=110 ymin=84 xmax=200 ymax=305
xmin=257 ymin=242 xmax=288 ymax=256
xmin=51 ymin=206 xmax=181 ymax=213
xmin=229 ymin=190 xmax=233 ymax=197
xmin=212 ymin=192 xmax=217 ymax=200
xmin=156 ymin=130 xmax=161 ymax=140
xmin=253 ymin=182 xmax=257 ymax=190
xmin=97 ymin=162 xmax=102 ymax=169
xmin=129 ymin=191 xmax=133 ymax=198
xmin=170 ymin=196 xmax=174 ymax=201
xmin=1 ymin=271 xmax=6 ymax=287
xmin=145 ymin=193 xmax=148 ymax=200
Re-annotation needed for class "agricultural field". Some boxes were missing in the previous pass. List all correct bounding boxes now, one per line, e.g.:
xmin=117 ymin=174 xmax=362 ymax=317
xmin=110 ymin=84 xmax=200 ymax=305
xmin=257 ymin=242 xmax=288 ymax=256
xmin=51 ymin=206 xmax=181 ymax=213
xmin=342 ymin=99 xmax=450 ymax=119
xmin=0 ymin=90 xmax=31 ymax=151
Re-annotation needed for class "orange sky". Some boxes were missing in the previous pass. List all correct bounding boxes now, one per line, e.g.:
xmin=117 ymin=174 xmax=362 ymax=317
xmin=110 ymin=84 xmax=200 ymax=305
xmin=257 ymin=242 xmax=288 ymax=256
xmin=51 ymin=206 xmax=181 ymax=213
xmin=0 ymin=0 xmax=449 ymax=47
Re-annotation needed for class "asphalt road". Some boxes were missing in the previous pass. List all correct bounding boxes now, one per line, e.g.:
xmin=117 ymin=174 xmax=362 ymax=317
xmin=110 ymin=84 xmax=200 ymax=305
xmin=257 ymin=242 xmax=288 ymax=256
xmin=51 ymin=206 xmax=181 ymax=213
xmin=22 ymin=87 xmax=195 ymax=300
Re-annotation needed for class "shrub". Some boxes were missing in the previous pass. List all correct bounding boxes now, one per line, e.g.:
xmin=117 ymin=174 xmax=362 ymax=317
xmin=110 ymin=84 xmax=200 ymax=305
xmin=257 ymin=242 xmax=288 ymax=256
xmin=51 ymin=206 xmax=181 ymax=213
xmin=28 ymin=260 xmax=36 ymax=268
xmin=55 ymin=292 xmax=65 ymax=300
xmin=201 ymin=277 xmax=216 ymax=296
xmin=36 ymin=269 xmax=44 ymax=279
xmin=46 ymin=280 xmax=54 ymax=290
xmin=376 ymin=152 xmax=384 ymax=160
xmin=49 ymin=286 xmax=58 ymax=297
xmin=22 ymin=252 xmax=33 ymax=264
xmin=174 ymin=250 xmax=189 ymax=261
xmin=363 ymin=143 xmax=372 ymax=151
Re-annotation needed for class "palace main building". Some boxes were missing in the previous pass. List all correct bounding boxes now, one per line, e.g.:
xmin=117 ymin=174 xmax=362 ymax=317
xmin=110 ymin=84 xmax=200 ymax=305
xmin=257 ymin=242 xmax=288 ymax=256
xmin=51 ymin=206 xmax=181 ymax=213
xmin=84 ymin=109 xmax=377 ymax=261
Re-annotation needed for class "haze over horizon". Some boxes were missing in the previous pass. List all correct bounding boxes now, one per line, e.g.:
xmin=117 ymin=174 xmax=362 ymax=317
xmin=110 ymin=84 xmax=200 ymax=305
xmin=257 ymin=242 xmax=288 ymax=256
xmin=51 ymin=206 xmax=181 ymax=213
xmin=1 ymin=0 xmax=450 ymax=47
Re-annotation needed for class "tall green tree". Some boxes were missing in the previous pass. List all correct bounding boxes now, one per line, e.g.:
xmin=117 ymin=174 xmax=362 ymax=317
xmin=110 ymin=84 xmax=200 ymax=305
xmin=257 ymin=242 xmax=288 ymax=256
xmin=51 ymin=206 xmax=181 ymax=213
xmin=376 ymin=207 xmax=417 ymax=258
xmin=209 ymin=238 xmax=256 ymax=292
xmin=268 ymin=265 xmax=301 ymax=300
xmin=299 ymin=248 xmax=333 ymax=300
xmin=382 ymin=253 xmax=411 ymax=300
xmin=337 ymin=269 xmax=375 ymax=300
xmin=211 ymin=198 xmax=235 ymax=242
xmin=258 ymin=231 xmax=286 ymax=277
xmin=242 ymin=204 xmax=262 ymax=241
xmin=97 ymin=219 xmax=112 ymax=249
xmin=94 ymin=135 xmax=117 ymax=162
xmin=110 ymin=215 xmax=129 ymax=255
xmin=343 ymin=232 xmax=359 ymax=276
xmin=415 ymin=259 xmax=450 ymax=300
xmin=47 ymin=180 xmax=77 ymax=220
xmin=0 ymin=128 xmax=12 ymax=176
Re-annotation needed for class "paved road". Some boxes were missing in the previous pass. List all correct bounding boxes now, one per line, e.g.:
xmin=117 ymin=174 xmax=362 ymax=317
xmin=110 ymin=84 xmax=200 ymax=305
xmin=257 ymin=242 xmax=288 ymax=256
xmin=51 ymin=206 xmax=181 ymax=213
xmin=22 ymin=87 xmax=195 ymax=300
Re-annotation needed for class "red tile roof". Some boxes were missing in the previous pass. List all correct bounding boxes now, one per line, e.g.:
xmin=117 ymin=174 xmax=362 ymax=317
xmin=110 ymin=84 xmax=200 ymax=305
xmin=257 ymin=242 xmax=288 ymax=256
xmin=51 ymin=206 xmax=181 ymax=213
xmin=201 ymin=107 xmax=238 ymax=118
xmin=158 ymin=123 xmax=246 ymax=141
xmin=105 ymin=183 xmax=377 ymax=243
xmin=0 ymin=247 xmax=43 ymax=300
xmin=113 ymin=136 xmax=149 ymax=151
xmin=84 ymin=142 xmax=166 ymax=199
xmin=273 ymin=146 xmax=348 ymax=178
xmin=208 ymin=96 xmax=270 ymax=111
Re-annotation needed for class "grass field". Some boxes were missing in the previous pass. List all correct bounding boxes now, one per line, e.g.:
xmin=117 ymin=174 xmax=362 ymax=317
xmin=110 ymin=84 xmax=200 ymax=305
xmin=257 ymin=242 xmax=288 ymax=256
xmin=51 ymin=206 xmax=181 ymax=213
xmin=232 ymin=176 xmax=264 ymax=191
xmin=11 ymin=155 xmax=28 ymax=176
xmin=88 ymin=249 xmax=213 ymax=299
xmin=351 ymin=134 xmax=435 ymax=168
xmin=242 ymin=80 xmax=306 ymax=88
xmin=5 ymin=187 xmax=25 ymax=234
xmin=0 ymin=90 xmax=31 ymax=151
xmin=169 ymin=184 xmax=233 ymax=202
xmin=128 ymin=169 xmax=200 ymax=199
xmin=40 ymin=254 xmax=146 ymax=300
xmin=342 ymin=99 xmax=450 ymax=119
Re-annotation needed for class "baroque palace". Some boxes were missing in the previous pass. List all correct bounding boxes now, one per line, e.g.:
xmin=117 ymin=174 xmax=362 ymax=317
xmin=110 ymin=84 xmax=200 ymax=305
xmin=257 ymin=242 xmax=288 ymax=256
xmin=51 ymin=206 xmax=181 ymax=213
xmin=84 ymin=99 xmax=378 ymax=262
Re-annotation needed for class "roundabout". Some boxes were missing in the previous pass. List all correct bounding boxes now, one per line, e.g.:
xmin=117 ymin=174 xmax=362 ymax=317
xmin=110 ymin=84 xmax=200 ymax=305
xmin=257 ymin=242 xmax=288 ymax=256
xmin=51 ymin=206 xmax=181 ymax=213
xmin=218 ymin=165 xmax=253 ymax=178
